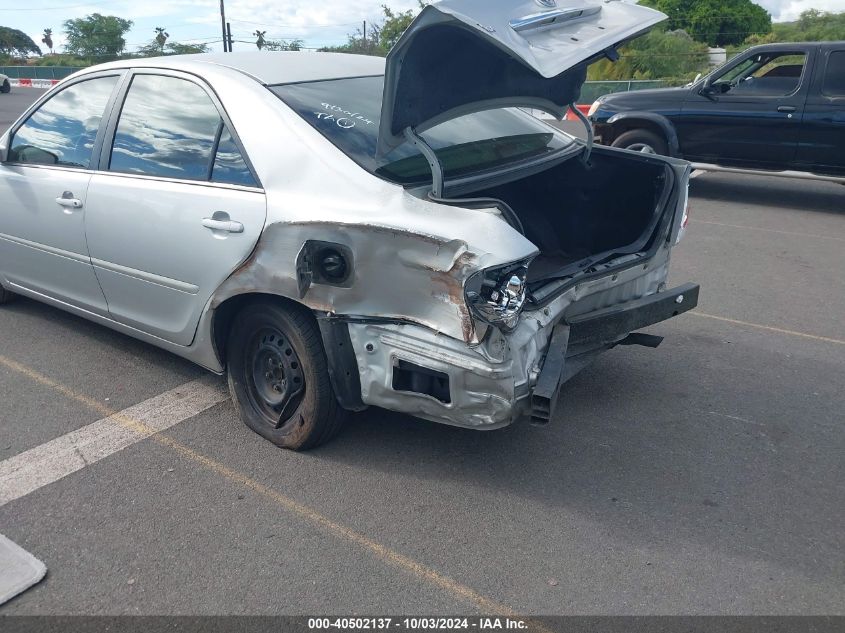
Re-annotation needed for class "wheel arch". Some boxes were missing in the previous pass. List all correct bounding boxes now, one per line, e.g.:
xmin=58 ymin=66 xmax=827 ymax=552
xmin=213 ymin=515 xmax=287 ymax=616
xmin=211 ymin=291 xmax=313 ymax=370
xmin=605 ymin=112 xmax=681 ymax=157
xmin=209 ymin=290 xmax=366 ymax=412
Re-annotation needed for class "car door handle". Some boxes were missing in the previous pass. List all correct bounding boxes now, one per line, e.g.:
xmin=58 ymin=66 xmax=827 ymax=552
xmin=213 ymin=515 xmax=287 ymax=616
xmin=55 ymin=195 xmax=83 ymax=209
xmin=202 ymin=217 xmax=244 ymax=233
xmin=777 ymin=105 xmax=796 ymax=113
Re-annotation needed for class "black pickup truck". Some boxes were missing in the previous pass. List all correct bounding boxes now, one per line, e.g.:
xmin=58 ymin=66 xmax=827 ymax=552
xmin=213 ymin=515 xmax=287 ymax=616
xmin=589 ymin=41 xmax=845 ymax=179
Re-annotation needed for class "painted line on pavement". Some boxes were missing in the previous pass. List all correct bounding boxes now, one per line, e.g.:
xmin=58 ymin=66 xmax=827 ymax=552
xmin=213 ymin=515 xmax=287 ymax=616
xmin=0 ymin=354 xmax=527 ymax=619
xmin=693 ymin=219 xmax=845 ymax=243
xmin=0 ymin=373 xmax=227 ymax=506
xmin=690 ymin=311 xmax=845 ymax=346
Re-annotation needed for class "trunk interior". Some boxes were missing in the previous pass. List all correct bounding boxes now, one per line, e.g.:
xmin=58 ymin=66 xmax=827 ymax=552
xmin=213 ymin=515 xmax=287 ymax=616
xmin=466 ymin=151 xmax=670 ymax=284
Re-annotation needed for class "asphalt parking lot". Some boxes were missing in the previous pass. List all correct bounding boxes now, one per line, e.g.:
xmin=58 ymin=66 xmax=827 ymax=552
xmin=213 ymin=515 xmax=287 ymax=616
xmin=1 ymin=89 xmax=843 ymax=615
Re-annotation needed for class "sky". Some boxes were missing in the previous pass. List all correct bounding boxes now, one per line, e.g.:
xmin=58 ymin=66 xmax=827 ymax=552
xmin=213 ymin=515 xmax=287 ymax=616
xmin=1 ymin=0 xmax=843 ymax=56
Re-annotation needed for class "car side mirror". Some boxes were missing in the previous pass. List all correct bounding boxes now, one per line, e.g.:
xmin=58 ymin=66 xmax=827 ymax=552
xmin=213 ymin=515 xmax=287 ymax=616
xmin=699 ymin=82 xmax=718 ymax=100
xmin=0 ymin=136 xmax=8 ymax=163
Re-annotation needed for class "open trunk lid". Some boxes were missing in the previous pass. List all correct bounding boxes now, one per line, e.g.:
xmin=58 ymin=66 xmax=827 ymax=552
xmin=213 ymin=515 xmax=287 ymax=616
xmin=377 ymin=0 xmax=666 ymax=157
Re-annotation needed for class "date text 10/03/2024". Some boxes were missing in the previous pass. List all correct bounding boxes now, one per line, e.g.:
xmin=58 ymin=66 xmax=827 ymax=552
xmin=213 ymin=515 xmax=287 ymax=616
xmin=307 ymin=618 xmax=529 ymax=630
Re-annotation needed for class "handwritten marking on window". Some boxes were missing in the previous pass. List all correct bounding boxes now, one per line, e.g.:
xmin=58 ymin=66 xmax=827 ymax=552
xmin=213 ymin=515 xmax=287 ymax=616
xmin=314 ymin=102 xmax=375 ymax=130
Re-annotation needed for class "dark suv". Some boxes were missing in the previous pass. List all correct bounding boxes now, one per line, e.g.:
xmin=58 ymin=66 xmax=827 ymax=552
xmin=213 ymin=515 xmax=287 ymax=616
xmin=589 ymin=42 xmax=845 ymax=178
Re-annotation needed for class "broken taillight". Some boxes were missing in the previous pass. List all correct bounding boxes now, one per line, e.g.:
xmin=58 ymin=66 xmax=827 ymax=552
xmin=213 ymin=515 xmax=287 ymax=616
xmin=465 ymin=262 xmax=530 ymax=332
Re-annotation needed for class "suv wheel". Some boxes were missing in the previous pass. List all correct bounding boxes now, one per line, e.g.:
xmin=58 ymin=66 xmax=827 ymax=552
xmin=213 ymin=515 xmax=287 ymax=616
xmin=611 ymin=129 xmax=668 ymax=156
xmin=0 ymin=79 xmax=10 ymax=94
xmin=226 ymin=300 xmax=346 ymax=450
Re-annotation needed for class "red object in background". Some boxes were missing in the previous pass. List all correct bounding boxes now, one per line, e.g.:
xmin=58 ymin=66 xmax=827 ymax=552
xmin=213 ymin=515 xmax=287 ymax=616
xmin=565 ymin=104 xmax=591 ymax=120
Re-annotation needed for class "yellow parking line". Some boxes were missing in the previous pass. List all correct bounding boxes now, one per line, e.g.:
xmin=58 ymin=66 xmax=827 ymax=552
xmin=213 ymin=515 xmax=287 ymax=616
xmin=690 ymin=312 xmax=845 ymax=346
xmin=693 ymin=219 xmax=845 ymax=243
xmin=0 ymin=354 xmax=518 ymax=618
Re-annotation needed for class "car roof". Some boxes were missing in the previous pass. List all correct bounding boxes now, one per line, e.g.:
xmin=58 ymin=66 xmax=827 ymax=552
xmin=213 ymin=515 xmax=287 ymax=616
xmin=89 ymin=51 xmax=386 ymax=85
xmin=747 ymin=41 xmax=845 ymax=52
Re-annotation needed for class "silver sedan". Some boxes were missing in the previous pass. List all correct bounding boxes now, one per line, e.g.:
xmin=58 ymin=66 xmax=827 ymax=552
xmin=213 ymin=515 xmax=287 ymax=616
xmin=0 ymin=0 xmax=697 ymax=449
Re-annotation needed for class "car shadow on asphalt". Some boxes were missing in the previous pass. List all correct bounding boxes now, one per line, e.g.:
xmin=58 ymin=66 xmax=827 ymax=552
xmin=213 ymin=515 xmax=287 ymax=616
xmin=314 ymin=327 xmax=843 ymax=587
xmin=691 ymin=173 xmax=845 ymax=214
xmin=0 ymin=297 xmax=204 ymax=380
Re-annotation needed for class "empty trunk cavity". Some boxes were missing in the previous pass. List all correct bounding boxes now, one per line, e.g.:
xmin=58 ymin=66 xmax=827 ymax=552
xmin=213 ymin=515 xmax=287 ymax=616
xmin=467 ymin=151 xmax=671 ymax=285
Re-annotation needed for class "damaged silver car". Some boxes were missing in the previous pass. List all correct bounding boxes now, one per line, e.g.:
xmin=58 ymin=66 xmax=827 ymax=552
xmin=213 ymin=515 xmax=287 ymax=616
xmin=0 ymin=0 xmax=698 ymax=449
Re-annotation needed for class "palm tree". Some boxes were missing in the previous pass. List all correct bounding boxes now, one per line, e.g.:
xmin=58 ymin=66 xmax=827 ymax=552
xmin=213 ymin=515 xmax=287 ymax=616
xmin=41 ymin=28 xmax=53 ymax=54
xmin=254 ymin=30 xmax=266 ymax=50
xmin=154 ymin=27 xmax=169 ymax=53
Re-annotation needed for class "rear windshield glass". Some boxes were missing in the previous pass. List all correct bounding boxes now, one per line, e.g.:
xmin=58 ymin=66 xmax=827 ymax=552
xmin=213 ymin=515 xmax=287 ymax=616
xmin=270 ymin=76 xmax=573 ymax=185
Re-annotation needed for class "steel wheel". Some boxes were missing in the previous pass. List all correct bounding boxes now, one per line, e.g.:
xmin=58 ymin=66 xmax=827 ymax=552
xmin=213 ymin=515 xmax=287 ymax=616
xmin=245 ymin=327 xmax=306 ymax=428
xmin=227 ymin=300 xmax=347 ymax=450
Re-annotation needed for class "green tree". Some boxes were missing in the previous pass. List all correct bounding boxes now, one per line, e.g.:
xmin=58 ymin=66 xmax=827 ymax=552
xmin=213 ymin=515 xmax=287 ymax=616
xmin=41 ymin=28 xmax=53 ymax=53
xmin=254 ymin=30 xmax=267 ymax=50
xmin=377 ymin=4 xmax=420 ymax=50
xmin=319 ymin=23 xmax=381 ymax=55
xmin=588 ymin=28 xmax=709 ymax=81
xmin=263 ymin=39 xmax=304 ymax=51
xmin=321 ymin=2 xmax=427 ymax=56
xmin=0 ymin=26 xmax=42 ymax=57
xmin=136 ymin=40 xmax=209 ymax=57
xmin=154 ymin=27 xmax=169 ymax=53
xmin=63 ymin=13 xmax=133 ymax=60
xmin=641 ymin=0 xmax=771 ymax=46
xmin=745 ymin=9 xmax=845 ymax=44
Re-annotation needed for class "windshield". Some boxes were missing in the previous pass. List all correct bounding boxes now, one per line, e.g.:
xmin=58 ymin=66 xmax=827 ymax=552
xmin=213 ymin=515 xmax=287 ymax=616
xmin=271 ymin=76 xmax=574 ymax=185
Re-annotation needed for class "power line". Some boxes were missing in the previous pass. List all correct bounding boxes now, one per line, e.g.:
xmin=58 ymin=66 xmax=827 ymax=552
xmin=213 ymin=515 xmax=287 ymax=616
xmin=226 ymin=18 xmax=361 ymax=29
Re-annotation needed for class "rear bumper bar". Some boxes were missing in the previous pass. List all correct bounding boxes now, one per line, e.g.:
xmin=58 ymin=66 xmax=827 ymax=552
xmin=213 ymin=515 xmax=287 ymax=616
xmin=531 ymin=283 xmax=700 ymax=423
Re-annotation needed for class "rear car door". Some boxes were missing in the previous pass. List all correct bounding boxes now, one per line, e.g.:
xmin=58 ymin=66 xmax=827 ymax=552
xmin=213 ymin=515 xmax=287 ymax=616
xmin=796 ymin=47 xmax=845 ymax=175
xmin=678 ymin=47 xmax=814 ymax=168
xmin=84 ymin=71 xmax=266 ymax=346
xmin=0 ymin=74 xmax=120 ymax=314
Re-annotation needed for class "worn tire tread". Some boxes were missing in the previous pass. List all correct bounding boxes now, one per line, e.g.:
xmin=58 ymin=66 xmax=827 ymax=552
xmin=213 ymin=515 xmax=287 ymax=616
xmin=227 ymin=299 xmax=346 ymax=451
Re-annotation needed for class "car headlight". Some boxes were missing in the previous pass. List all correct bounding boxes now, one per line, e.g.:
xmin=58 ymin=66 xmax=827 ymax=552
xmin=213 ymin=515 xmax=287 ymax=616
xmin=465 ymin=262 xmax=530 ymax=332
xmin=587 ymin=99 xmax=602 ymax=117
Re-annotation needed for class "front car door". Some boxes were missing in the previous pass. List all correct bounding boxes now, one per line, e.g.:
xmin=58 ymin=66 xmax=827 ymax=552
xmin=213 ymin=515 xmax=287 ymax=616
xmin=84 ymin=71 xmax=266 ymax=346
xmin=678 ymin=46 xmax=814 ymax=168
xmin=0 ymin=74 xmax=120 ymax=314
xmin=796 ymin=46 xmax=845 ymax=176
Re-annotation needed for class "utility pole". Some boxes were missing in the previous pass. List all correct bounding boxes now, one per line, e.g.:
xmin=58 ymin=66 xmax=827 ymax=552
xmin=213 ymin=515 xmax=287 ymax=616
xmin=227 ymin=22 xmax=234 ymax=51
xmin=219 ymin=0 xmax=228 ymax=52
xmin=363 ymin=20 xmax=367 ymax=47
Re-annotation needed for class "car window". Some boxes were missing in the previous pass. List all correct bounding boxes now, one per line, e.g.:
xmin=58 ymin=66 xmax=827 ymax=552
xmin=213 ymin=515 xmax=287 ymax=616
xmin=110 ymin=74 xmax=222 ymax=180
xmin=822 ymin=51 xmax=845 ymax=97
xmin=271 ymin=76 xmax=573 ymax=186
xmin=9 ymin=76 xmax=118 ymax=168
xmin=713 ymin=52 xmax=806 ymax=97
xmin=211 ymin=125 xmax=256 ymax=187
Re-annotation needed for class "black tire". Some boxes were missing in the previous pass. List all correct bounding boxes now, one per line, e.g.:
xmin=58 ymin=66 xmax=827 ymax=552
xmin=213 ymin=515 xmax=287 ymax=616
xmin=611 ymin=128 xmax=669 ymax=156
xmin=0 ymin=79 xmax=10 ymax=94
xmin=0 ymin=285 xmax=14 ymax=304
xmin=226 ymin=300 xmax=346 ymax=450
